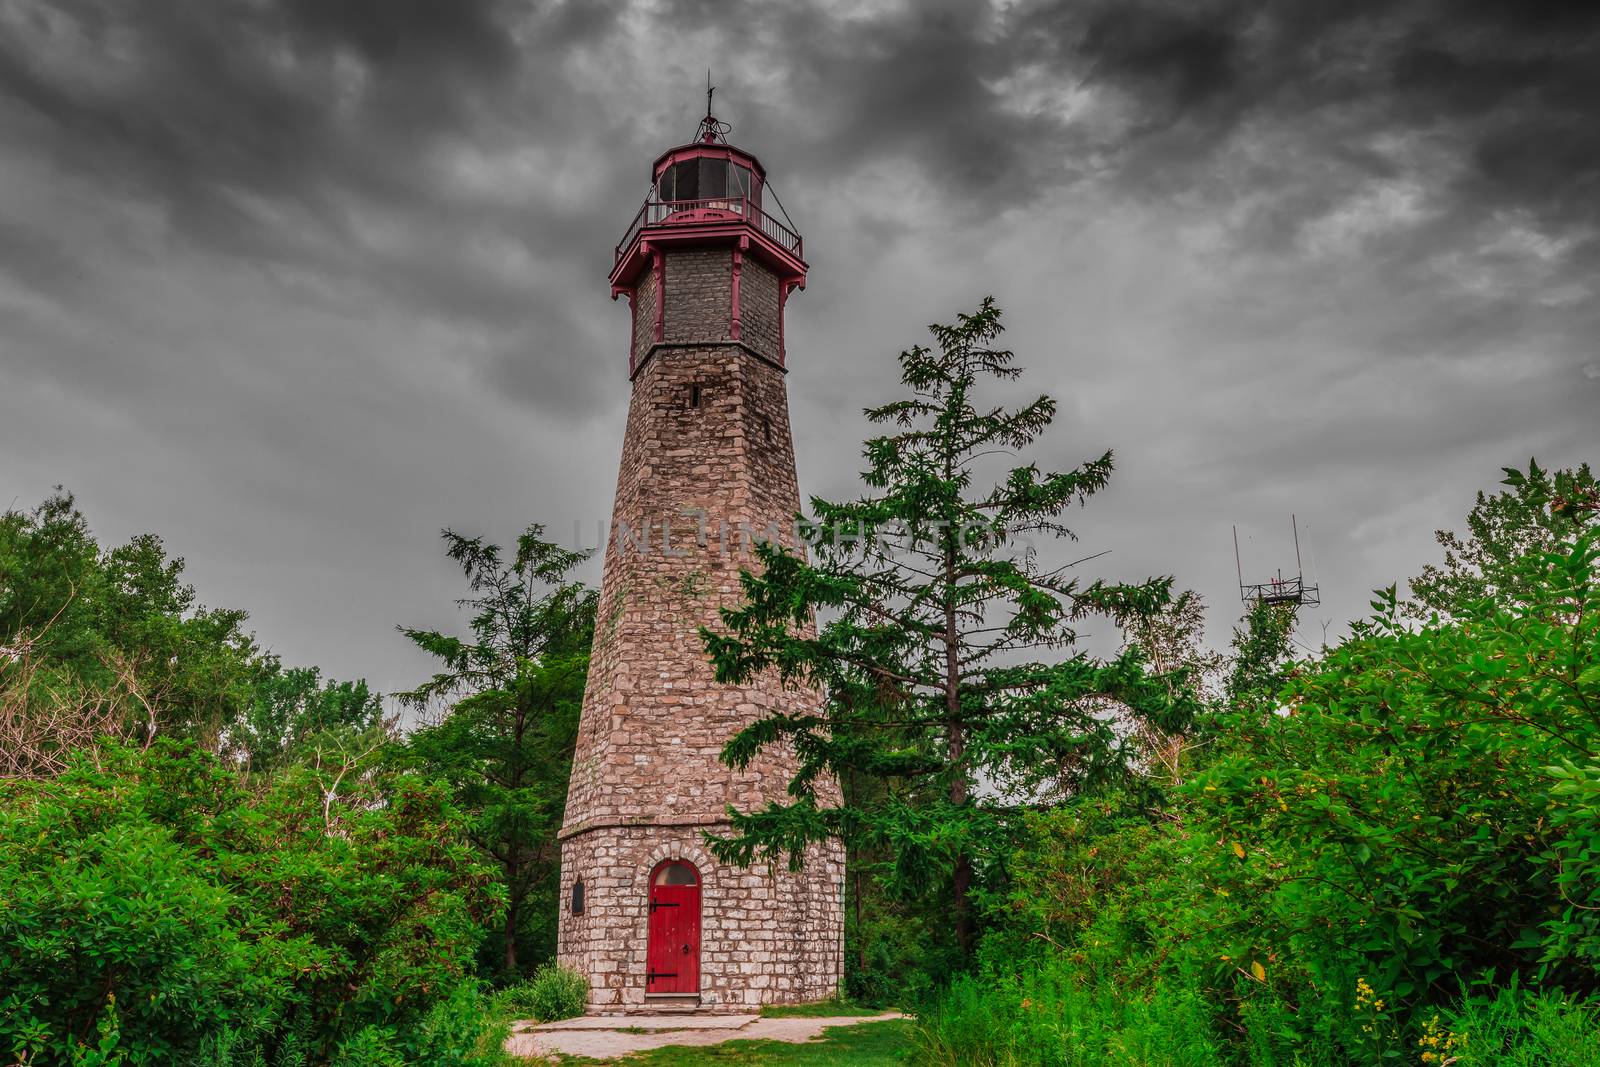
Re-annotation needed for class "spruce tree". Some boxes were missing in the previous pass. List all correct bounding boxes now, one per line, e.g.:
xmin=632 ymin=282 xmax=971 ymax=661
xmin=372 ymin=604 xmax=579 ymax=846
xmin=398 ymin=527 xmax=595 ymax=977
xmin=702 ymin=299 xmax=1192 ymax=955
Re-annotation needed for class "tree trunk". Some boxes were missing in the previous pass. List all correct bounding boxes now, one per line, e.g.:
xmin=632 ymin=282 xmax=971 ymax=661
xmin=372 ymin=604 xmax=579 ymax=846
xmin=503 ymin=884 xmax=519 ymax=974
xmin=943 ymin=536 xmax=973 ymax=956
xmin=504 ymin=697 xmax=528 ymax=975
xmin=848 ymin=770 xmax=866 ymax=984
xmin=951 ymin=850 xmax=973 ymax=957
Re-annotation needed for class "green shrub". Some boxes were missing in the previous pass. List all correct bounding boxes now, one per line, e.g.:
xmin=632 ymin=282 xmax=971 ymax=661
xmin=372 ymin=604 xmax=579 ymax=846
xmin=938 ymin=529 xmax=1600 ymax=1063
xmin=0 ymin=741 xmax=504 ymax=1065
xmin=503 ymin=962 xmax=590 ymax=1023
xmin=1440 ymin=986 xmax=1600 ymax=1067
xmin=331 ymin=1026 xmax=406 ymax=1067
xmin=913 ymin=964 xmax=1600 ymax=1067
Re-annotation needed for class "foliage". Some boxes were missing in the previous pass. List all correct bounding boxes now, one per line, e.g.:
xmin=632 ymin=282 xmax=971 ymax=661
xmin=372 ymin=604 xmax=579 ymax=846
xmin=231 ymin=660 xmax=386 ymax=774
xmin=0 ymin=740 xmax=503 ymax=1065
xmin=397 ymin=525 xmax=596 ymax=979
xmin=1192 ymin=533 xmax=1600 ymax=1004
xmin=911 ymin=956 xmax=1600 ymax=1066
xmin=1439 ymin=984 xmax=1600 ymax=1067
xmin=918 ymin=463 xmax=1600 ymax=1064
xmin=1410 ymin=458 xmax=1598 ymax=617
xmin=0 ymin=491 xmax=379 ymax=777
xmin=1221 ymin=598 xmax=1297 ymax=713
xmin=702 ymin=299 xmax=1188 ymax=962
xmin=499 ymin=962 xmax=590 ymax=1023
xmin=914 ymin=957 xmax=1223 ymax=1066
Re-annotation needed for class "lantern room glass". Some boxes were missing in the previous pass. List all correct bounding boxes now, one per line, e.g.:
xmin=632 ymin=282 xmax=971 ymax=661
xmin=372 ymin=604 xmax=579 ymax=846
xmin=656 ymin=158 xmax=759 ymax=208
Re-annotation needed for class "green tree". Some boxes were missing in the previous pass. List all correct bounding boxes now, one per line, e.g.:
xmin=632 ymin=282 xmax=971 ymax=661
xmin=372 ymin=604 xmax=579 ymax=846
xmin=701 ymin=299 xmax=1189 ymax=958
xmin=398 ymin=526 xmax=596 ymax=978
xmin=1223 ymin=598 xmax=1299 ymax=713
xmin=230 ymin=659 xmax=386 ymax=774
xmin=1187 ymin=530 xmax=1600 ymax=1010
xmin=1410 ymin=459 xmax=1598 ymax=616
xmin=1 ymin=491 xmax=380 ymax=776
xmin=972 ymin=469 xmax=1600 ymax=1061
xmin=95 ymin=530 xmax=258 ymax=747
xmin=0 ymin=740 xmax=501 ymax=1065
xmin=0 ymin=491 xmax=109 ymax=679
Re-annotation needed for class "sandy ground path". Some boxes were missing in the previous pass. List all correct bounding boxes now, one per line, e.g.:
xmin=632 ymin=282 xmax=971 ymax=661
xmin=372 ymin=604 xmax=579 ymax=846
xmin=504 ymin=1011 xmax=906 ymax=1061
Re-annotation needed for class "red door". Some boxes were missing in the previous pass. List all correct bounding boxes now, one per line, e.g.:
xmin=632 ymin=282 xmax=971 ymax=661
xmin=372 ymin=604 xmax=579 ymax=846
xmin=646 ymin=861 xmax=701 ymax=994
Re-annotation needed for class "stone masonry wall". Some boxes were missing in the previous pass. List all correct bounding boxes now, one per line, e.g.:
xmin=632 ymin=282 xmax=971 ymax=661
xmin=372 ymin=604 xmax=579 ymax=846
xmin=662 ymin=248 xmax=732 ymax=346
xmin=559 ymin=828 xmax=844 ymax=1011
xmin=738 ymin=255 xmax=782 ymax=365
xmin=628 ymin=259 xmax=658 ymax=373
xmin=628 ymin=247 xmax=785 ymax=372
xmin=563 ymin=336 xmax=836 ymax=833
xmin=561 ymin=238 xmax=840 ymax=1011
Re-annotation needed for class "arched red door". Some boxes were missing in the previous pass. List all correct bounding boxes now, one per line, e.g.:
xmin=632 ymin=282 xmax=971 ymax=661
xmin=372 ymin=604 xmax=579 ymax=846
xmin=646 ymin=860 xmax=701 ymax=994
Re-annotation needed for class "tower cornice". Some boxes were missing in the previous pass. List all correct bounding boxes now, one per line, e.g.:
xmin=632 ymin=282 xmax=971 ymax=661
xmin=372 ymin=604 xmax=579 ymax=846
xmin=610 ymin=213 xmax=806 ymax=296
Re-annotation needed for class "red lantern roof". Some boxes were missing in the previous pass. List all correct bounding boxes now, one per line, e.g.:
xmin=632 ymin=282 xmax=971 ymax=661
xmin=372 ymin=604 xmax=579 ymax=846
xmin=610 ymin=112 xmax=806 ymax=295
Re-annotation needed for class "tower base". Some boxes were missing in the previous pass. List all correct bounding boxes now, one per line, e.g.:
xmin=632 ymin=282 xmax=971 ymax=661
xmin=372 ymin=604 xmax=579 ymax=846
xmin=557 ymin=825 xmax=843 ymax=1012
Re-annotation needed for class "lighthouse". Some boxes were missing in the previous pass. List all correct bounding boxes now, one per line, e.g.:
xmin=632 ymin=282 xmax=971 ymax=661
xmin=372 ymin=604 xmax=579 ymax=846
xmin=556 ymin=103 xmax=844 ymax=1012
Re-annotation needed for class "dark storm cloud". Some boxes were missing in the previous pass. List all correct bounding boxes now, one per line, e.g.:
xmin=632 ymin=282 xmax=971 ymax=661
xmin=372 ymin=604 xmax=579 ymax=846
xmin=6 ymin=0 xmax=1597 ymax=259
xmin=634 ymin=0 xmax=1600 ymax=256
xmin=1 ymin=0 xmax=1594 ymax=693
xmin=0 ymin=218 xmax=83 ymax=298
xmin=6 ymin=0 xmax=1593 ymax=358
xmin=1019 ymin=0 xmax=1600 ymax=229
xmin=279 ymin=0 xmax=516 ymax=75
xmin=0 ymin=0 xmax=634 ymax=416
xmin=648 ymin=0 xmax=1073 ymax=207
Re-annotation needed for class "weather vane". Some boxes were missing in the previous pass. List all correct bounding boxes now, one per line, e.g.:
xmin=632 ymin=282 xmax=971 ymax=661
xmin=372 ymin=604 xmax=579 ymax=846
xmin=698 ymin=69 xmax=731 ymax=142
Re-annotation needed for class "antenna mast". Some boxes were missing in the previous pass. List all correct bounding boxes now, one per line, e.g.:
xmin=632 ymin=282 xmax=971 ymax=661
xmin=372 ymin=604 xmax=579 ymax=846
xmin=1235 ymin=515 xmax=1321 ymax=609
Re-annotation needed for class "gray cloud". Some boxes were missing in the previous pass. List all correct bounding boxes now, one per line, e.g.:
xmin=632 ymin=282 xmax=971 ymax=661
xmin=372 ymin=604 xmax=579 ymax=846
xmin=1 ymin=0 xmax=1595 ymax=693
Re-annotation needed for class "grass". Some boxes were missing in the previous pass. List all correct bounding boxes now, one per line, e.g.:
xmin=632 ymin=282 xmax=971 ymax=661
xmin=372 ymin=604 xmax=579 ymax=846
xmin=553 ymin=1018 xmax=913 ymax=1065
xmin=758 ymin=997 xmax=892 ymax=1019
xmin=911 ymin=963 xmax=1600 ymax=1067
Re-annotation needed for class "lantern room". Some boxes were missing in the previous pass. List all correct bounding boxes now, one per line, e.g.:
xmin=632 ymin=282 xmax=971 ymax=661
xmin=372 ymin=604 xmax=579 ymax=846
xmin=610 ymin=111 xmax=807 ymax=298
xmin=653 ymin=142 xmax=763 ymax=208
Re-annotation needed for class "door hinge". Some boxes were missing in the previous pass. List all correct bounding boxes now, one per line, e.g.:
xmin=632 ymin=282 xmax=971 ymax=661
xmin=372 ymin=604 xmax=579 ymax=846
xmin=649 ymin=900 xmax=680 ymax=912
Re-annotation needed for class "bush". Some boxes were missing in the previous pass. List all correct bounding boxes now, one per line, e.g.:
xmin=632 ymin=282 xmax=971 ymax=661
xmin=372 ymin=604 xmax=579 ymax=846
xmin=0 ymin=740 xmax=504 ymax=1065
xmin=503 ymin=963 xmax=590 ymax=1023
xmin=918 ymin=530 xmax=1600 ymax=1063
xmin=1441 ymin=985 xmax=1600 ymax=1067
xmin=913 ymin=963 xmax=1600 ymax=1066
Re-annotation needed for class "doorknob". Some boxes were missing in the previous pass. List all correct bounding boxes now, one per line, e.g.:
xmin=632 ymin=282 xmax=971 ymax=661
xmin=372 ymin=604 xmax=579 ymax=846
xmin=682 ymin=944 xmax=690 ymax=954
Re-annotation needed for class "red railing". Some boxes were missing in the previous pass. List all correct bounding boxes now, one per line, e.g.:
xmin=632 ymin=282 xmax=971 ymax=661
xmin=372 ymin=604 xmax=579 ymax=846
xmin=615 ymin=196 xmax=803 ymax=262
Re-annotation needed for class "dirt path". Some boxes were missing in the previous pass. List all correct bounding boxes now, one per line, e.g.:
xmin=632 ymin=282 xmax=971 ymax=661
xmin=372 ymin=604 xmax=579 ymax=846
xmin=504 ymin=1011 xmax=905 ymax=1061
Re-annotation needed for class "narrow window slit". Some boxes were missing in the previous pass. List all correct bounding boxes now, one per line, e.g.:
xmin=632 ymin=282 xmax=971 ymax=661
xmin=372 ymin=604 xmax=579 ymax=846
xmin=688 ymin=384 xmax=702 ymax=409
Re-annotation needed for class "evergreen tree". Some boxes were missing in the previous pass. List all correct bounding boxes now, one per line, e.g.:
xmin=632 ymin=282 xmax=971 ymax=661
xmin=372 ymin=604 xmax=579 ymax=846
xmin=701 ymin=299 xmax=1191 ymax=957
xmin=398 ymin=527 xmax=595 ymax=977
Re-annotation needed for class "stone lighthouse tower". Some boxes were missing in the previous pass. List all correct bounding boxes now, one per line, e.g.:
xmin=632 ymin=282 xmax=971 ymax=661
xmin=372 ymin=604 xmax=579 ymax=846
xmin=556 ymin=106 xmax=844 ymax=1013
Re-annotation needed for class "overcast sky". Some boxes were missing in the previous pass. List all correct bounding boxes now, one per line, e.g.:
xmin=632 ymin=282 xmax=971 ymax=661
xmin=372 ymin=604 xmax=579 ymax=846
xmin=2 ymin=0 xmax=1596 ymax=695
